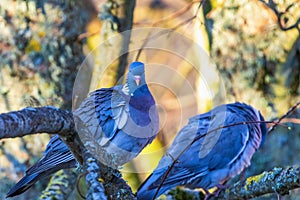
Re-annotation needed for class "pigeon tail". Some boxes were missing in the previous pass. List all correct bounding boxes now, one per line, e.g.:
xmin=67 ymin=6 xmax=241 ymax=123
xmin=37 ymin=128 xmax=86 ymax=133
xmin=137 ymin=169 xmax=177 ymax=200
xmin=6 ymin=135 xmax=77 ymax=197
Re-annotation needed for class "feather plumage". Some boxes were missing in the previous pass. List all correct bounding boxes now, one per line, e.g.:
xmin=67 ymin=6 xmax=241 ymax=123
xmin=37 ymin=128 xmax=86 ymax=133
xmin=137 ymin=102 xmax=267 ymax=200
xmin=7 ymin=62 xmax=159 ymax=197
xmin=6 ymin=135 xmax=77 ymax=197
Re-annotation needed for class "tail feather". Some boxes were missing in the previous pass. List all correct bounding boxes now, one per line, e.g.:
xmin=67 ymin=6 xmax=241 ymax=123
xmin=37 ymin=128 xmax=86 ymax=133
xmin=6 ymin=135 xmax=78 ymax=197
xmin=137 ymin=169 xmax=177 ymax=200
xmin=6 ymin=173 xmax=40 ymax=197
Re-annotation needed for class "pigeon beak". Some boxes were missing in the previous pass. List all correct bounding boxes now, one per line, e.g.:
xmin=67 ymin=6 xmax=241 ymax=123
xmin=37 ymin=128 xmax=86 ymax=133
xmin=134 ymin=75 xmax=141 ymax=86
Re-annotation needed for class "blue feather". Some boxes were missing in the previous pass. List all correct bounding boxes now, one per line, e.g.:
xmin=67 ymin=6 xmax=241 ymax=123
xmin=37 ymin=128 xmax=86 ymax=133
xmin=6 ymin=135 xmax=77 ymax=197
xmin=7 ymin=61 xmax=159 ymax=197
xmin=137 ymin=102 xmax=267 ymax=199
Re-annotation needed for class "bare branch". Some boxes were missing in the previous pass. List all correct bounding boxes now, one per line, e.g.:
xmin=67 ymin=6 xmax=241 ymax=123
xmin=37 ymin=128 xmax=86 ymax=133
xmin=77 ymin=119 xmax=136 ymax=200
xmin=0 ymin=106 xmax=74 ymax=139
xmin=268 ymin=101 xmax=300 ymax=133
xmin=259 ymin=0 xmax=300 ymax=32
xmin=0 ymin=107 xmax=83 ymax=163
xmin=0 ymin=107 xmax=136 ymax=198
xmin=135 ymin=0 xmax=204 ymax=61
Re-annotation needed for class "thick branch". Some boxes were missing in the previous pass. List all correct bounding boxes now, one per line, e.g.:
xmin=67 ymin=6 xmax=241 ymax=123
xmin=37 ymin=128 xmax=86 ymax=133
xmin=165 ymin=167 xmax=300 ymax=199
xmin=83 ymin=152 xmax=136 ymax=200
xmin=0 ymin=106 xmax=84 ymax=164
xmin=0 ymin=107 xmax=74 ymax=139
xmin=218 ymin=167 xmax=300 ymax=199
xmin=0 ymin=106 xmax=136 ymax=198
xmin=78 ymin=120 xmax=136 ymax=200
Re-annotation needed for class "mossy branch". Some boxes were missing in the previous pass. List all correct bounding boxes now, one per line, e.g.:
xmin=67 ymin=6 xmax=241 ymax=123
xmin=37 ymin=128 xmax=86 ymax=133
xmin=39 ymin=169 xmax=78 ymax=200
xmin=0 ymin=107 xmax=74 ymax=139
xmin=84 ymin=151 xmax=108 ymax=200
xmin=218 ymin=167 xmax=300 ymax=199
xmin=165 ymin=167 xmax=300 ymax=199
xmin=0 ymin=107 xmax=135 ymax=199
xmin=83 ymin=150 xmax=136 ymax=200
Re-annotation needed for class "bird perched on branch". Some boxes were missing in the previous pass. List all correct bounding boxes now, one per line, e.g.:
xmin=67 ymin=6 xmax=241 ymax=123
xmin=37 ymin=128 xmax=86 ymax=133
xmin=73 ymin=61 xmax=159 ymax=166
xmin=7 ymin=61 xmax=159 ymax=197
xmin=137 ymin=102 xmax=267 ymax=200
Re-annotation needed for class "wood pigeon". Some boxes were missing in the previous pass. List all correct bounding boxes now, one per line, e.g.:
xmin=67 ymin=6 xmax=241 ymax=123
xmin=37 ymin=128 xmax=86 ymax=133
xmin=73 ymin=61 xmax=159 ymax=165
xmin=137 ymin=102 xmax=267 ymax=200
xmin=7 ymin=61 xmax=159 ymax=197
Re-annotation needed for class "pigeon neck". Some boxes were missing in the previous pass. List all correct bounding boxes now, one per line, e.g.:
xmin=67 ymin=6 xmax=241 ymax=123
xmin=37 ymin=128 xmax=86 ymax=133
xmin=128 ymin=85 xmax=155 ymax=126
xmin=129 ymin=85 xmax=155 ymax=109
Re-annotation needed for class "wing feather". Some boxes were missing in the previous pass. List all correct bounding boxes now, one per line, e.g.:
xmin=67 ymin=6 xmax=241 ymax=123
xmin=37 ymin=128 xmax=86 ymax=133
xmin=149 ymin=104 xmax=251 ymax=189
xmin=74 ymin=86 xmax=130 ymax=140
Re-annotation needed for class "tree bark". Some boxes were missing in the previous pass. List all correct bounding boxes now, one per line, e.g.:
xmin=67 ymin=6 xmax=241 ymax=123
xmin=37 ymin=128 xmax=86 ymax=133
xmin=165 ymin=167 xmax=300 ymax=200
xmin=90 ymin=0 xmax=136 ymax=90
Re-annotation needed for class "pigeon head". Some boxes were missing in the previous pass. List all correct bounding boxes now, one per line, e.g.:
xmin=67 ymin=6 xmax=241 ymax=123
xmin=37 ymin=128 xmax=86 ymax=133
xmin=126 ymin=62 xmax=146 ymax=95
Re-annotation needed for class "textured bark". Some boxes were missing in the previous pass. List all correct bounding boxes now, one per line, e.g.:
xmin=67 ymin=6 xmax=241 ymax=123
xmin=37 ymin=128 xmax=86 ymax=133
xmin=0 ymin=107 xmax=74 ymax=139
xmin=39 ymin=169 xmax=78 ymax=200
xmin=165 ymin=167 xmax=300 ymax=200
xmin=84 ymin=151 xmax=108 ymax=200
xmin=218 ymin=167 xmax=300 ymax=199
xmin=0 ymin=106 xmax=84 ymax=164
xmin=79 ymin=120 xmax=136 ymax=200
xmin=90 ymin=0 xmax=136 ymax=89
xmin=0 ymin=106 xmax=136 ymax=199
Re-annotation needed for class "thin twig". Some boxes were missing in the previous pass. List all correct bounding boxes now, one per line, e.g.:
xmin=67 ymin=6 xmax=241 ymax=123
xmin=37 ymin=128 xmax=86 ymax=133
xmin=259 ymin=0 xmax=300 ymax=32
xmin=169 ymin=0 xmax=203 ymax=31
xmin=268 ymin=101 xmax=300 ymax=133
xmin=135 ymin=0 xmax=204 ymax=61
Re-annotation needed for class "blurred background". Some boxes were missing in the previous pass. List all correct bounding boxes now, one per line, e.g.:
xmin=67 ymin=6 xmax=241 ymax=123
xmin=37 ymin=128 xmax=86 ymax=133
xmin=0 ymin=0 xmax=299 ymax=199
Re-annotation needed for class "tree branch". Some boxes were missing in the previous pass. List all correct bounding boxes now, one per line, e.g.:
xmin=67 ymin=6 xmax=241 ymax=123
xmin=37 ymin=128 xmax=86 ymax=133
xmin=39 ymin=169 xmax=78 ymax=200
xmin=259 ymin=0 xmax=300 ymax=32
xmin=77 ymin=118 xmax=136 ymax=200
xmin=84 ymin=151 xmax=108 ymax=200
xmin=164 ymin=167 xmax=300 ymax=199
xmin=0 ymin=107 xmax=83 ymax=164
xmin=218 ymin=167 xmax=300 ymax=199
xmin=83 ymin=152 xmax=136 ymax=200
xmin=268 ymin=101 xmax=300 ymax=133
xmin=0 ymin=107 xmax=74 ymax=139
xmin=0 ymin=106 xmax=136 ymax=199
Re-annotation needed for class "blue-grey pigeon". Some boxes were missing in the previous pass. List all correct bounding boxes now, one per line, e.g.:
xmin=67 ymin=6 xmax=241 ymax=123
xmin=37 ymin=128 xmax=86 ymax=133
xmin=7 ymin=61 xmax=159 ymax=197
xmin=73 ymin=61 xmax=159 ymax=165
xmin=137 ymin=102 xmax=267 ymax=200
